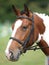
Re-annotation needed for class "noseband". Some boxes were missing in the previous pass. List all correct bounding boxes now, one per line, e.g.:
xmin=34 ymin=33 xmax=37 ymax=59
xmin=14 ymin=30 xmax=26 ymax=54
xmin=10 ymin=15 xmax=34 ymax=52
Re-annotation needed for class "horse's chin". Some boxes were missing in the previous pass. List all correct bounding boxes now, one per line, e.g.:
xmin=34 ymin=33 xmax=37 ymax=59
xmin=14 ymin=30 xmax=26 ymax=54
xmin=9 ymin=57 xmax=19 ymax=62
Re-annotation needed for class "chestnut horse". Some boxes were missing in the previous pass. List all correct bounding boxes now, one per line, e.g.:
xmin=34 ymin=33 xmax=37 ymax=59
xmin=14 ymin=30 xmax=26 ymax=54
xmin=5 ymin=5 xmax=49 ymax=62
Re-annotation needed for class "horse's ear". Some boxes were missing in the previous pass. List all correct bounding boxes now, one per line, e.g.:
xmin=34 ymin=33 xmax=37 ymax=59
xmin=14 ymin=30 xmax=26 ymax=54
xmin=12 ymin=5 xmax=20 ymax=16
xmin=24 ymin=4 xmax=29 ymax=16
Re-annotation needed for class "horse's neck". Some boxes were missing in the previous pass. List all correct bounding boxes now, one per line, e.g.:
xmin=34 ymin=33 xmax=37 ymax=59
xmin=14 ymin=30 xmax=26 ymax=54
xmin=35 ymin=12 xmax=49 ymax=46
xmin=37 ymin=38 xmax=49 ymax=56
xmin=34 ymin=12 xmax=49 ymax=56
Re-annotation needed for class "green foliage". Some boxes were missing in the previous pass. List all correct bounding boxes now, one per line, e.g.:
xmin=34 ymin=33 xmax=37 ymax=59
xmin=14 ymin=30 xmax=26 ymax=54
xmin=0 ymin=0 xmax=27 ymax=22
xmin=0 ymin=0 xmax=49 ymax=23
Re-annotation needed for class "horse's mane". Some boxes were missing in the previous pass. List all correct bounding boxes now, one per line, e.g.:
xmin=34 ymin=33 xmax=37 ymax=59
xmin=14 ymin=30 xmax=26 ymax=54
xmin=34 ymin=12 xmax=49 ymax=23
xmin=35 ymin=12 xmax=49 ymax=45
xmin=35 ymin=12 xmax=49 ymax=29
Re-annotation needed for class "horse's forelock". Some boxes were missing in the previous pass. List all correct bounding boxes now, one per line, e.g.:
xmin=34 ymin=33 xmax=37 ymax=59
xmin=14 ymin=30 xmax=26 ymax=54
xmin=21 ymin=10 xmax=26 ymax=15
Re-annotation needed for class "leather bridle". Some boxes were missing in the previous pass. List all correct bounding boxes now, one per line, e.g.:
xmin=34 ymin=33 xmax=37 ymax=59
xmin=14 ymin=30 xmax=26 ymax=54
xmin=10 ymin=15 xmax=34 ymax=52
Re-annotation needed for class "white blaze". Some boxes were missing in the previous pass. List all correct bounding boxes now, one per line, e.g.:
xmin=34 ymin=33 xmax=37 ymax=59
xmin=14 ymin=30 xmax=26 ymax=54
xmin=5 ymin=19 xmax=22 ymax=56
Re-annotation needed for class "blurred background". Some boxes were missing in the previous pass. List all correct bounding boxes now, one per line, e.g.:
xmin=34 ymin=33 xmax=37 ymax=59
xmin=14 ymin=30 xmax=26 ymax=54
xmin=0 ymin=0 xmax=49 ymax=65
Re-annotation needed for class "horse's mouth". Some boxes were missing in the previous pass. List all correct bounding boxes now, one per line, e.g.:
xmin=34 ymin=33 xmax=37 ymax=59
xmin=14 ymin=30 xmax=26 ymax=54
xmin=10 ymin=55 xmax=20 ymax=61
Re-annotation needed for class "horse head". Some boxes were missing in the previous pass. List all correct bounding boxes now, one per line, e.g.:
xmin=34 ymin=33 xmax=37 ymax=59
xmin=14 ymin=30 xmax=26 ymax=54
xmin=5 ymin=4 xmax=45 ymax=61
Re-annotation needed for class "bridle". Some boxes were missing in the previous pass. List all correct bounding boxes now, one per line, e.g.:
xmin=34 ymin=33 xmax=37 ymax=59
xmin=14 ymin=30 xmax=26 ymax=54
xmin=10 ymin=15 xmax=34 ymax=52
xmin=10 ymin=15 xmax=49 ymax=53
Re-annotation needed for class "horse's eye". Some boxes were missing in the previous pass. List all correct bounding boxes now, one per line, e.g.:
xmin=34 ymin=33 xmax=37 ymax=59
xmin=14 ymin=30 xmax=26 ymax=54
xmin=23 ymin=26 xmax=27 ymax=31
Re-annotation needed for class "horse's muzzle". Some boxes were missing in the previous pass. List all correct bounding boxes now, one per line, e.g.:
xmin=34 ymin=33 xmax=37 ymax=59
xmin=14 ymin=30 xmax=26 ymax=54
xmin=5 ymin=49 xmax=21 ymax=61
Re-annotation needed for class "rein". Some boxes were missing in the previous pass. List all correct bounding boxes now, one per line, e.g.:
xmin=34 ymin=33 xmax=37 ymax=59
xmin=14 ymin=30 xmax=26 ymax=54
xmin=25 ymin=43 xmax=49 ymax=51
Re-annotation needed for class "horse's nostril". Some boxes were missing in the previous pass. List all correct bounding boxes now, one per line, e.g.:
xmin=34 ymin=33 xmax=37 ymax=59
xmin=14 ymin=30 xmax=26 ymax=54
xmin=9 ymin=50 xmax=14 ymax=60
xmin=10 ymin=51 xmax=13 ymax=55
